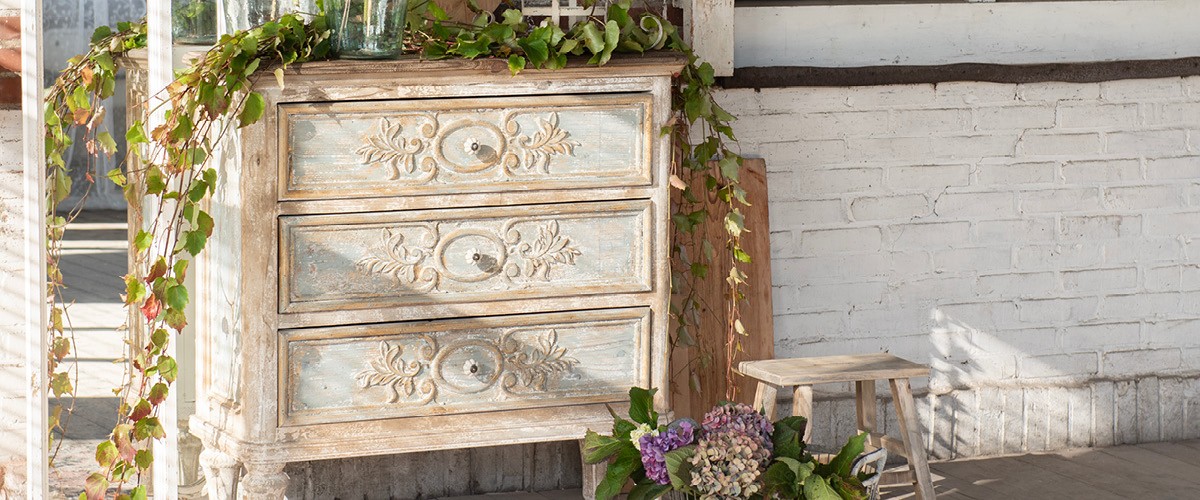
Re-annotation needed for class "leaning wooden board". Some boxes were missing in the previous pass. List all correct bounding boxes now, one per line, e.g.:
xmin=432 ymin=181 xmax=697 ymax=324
xmin=669 ymin=158 xmax=776 ymax=419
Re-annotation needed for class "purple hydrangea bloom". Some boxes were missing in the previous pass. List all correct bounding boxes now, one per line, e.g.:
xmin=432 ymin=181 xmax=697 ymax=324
xmin=700 ymin=403 xmax=774 ymax=454
xmin=639 ymin=420 xmax=696 ymax=484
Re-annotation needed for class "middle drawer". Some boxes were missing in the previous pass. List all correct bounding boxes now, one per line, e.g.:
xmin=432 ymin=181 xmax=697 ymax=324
xmin=279 ymin=200 xmax=654 ymax=314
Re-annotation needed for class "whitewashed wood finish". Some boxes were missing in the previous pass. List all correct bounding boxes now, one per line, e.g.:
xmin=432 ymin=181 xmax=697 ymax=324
xmin=280 ymin=308 xmax=649 ymax=425
xmin=190 ymin=56 xmax=683 ymax=498
xmin=279 ymin=200 xmax=652 ymax=315
xmin=281 ymin=94 xmax=652 ymax=200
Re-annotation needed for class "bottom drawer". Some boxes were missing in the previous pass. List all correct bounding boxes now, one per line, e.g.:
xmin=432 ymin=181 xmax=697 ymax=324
xmin=279 ymin=308 xmax=649 ymax=426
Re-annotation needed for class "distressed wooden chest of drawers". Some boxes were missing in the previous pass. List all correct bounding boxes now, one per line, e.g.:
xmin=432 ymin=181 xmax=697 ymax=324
xmin=188 ymin=54 xmax=683 ymax=499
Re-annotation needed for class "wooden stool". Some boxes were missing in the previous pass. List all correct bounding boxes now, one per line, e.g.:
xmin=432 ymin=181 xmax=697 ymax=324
xmin=739 ymin=353 xmax=936 ymax=500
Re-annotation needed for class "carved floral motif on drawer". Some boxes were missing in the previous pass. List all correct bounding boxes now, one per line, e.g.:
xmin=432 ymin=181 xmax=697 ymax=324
xmin=280 ymin=94 xmax=652 ymax=200
xmin=278 ymin=200 xmax=653 ymax=313
xmin=280 ymin=308 xmax=649 ymax=425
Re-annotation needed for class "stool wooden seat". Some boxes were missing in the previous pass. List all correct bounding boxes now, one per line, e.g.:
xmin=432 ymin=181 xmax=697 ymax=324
xmin=739 ymin=353 xmax=936 ymax=500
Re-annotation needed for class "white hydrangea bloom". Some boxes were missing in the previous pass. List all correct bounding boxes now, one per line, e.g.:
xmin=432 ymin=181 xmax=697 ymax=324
xmin=629 ymin=423 xmax=659 ymax=451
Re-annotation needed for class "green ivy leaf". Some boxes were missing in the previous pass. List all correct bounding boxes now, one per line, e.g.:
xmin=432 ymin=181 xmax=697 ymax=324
xmin=125 ymin=122 xmax=147 ymax=145
xmin=157 ymin=356 xmax=179 ymax=383
xmin=580 ymin=22 xmax=605 ymax=54
xmin=183 ymin=229 xmax=208 ymax=255
xmin=134 ymin=416 xmax=166 ymax=440
xmin=518 ymin=39 xmax=549 ymax=67
xmin=133 ymin=230 xmax=153 ymax=252
xmin=134 ymin=449 xmax=153 ymax=471
xmin=238 ymin=92 xmax=265 ymax=128
xmin=130 ymin=485 xmax=148 ymax=500
xmin=165 ymin=285 xmax=188 ymax=311
xmin=508 ymin=55 xmax=526 ymax=76
xmin=718 ymin=156 xmax=740 ymax=182
xmin=96 ymin=131 xmax=117 ymax=155
xmin=501 ymin=9 xmax=523 ymax=26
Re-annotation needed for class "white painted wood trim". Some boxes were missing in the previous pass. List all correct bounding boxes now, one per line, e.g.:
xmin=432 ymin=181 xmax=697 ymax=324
xmin=734 ymin=0 xmax=1200 ymax=68
xmin=147 ymin=2 xmax=181 ymax=498
xmin=22 ymin=0 xmax=47 ymax=496
xmin=688 ymin=0 xmax=734 ymax=76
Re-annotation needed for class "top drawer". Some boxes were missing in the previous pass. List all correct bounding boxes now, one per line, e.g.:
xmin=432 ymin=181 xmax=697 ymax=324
xmin=279 ymin=93 xmax=653 ymax=201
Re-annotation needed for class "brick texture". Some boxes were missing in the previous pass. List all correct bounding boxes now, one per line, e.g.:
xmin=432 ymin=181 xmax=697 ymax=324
xmin=718 ymin=77 xmax=1200 ymax=457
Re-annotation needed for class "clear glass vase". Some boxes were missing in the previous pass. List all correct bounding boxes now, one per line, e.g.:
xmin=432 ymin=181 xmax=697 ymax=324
xmin=327 ymin=0 xmax=408 ymax=59
xmin=223 ymin=0 xmax=318 ymax=32
xmin=173 ymin=0 xmax=217 ymax=44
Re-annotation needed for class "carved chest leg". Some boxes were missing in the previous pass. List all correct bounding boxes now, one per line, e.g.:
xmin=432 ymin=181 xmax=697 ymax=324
xmin=198 ymin=447 xmax=241 ymax=500
xmin=238 ymin=462 xmax=289 ymax=499
xmin=579 ymin=438 xmax=607 ymax=500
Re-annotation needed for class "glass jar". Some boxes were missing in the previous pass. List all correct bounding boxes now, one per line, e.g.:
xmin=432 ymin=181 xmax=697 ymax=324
xmin=326 ymin=0 xmax=408 ymax=59
xmin=223 ymin=0 xmax=318 ymax=32
xmin=173 ymin=0 xmax=217 ymax=44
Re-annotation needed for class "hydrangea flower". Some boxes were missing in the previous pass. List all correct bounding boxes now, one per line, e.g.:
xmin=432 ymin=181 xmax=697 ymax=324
xmin=700 ymin=403 xmax=774 ymax=455
xmin=630 ymin=422 xmax=659 ymax=451
xmin=687 ymin=430 xmax=770 ymax=499
xmin=639 ymin=420 xmax=696 ymax=484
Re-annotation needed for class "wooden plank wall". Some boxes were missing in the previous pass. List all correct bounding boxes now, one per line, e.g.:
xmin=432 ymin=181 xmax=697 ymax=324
xmin=670 ymin=158 xmax=775 ymax=420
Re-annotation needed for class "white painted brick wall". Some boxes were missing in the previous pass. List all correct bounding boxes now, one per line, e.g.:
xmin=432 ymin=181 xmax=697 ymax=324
xmin=718 ymin=76 xmax=1200 ymax=458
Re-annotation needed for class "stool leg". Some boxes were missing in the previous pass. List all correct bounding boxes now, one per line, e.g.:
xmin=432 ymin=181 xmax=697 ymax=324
xmin=856 ymin=380 xmax=879 ymax=446
xmin=753 ymin=382 xmax=780 ymax=420
xmin=889 ymin=378 xmax=936 ymax=500
xmin=793 ymin=385 xmax=814 ymax=444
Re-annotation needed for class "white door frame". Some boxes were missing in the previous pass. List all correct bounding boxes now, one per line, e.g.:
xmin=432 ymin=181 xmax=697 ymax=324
xmin=22 ymin=0 xmax=47 ymax=495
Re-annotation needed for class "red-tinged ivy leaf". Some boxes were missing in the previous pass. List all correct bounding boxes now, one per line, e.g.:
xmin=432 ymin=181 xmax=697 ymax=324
xmin=165 ymin=307 xmax=188 ymax=332
xmin=146 ymin=257 xmax=168 ymax=282
xmin=130 ymin=398 xmax=151 ymax=422
xmin=124 ymin=274 xmax=147 ymax=304
xmin=84 ymin=472 xmax=109 ymax=500
xmin=148 ymin=382 xmax=169 ymax=405
xmin=174 ymin=258 xmax=190 ymax=281
xmin=134 ymin=449 xmax=153 ymax=470
xmin=140 ymin=293 xmax=162 ymax=321
xmin=113 ymin=423 xmax=136 ymax=461
xmin=95 ymin=440 xmax=119 ymax=468
xmin=52 ymin=337 xmax=71 ymax=360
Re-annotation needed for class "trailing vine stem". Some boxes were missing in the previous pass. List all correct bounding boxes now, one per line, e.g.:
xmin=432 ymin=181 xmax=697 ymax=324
xmin=46 ymin=2 xmax=747 ymax=497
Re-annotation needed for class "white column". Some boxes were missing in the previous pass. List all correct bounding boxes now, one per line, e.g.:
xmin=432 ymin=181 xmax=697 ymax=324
xmin=22 ymin=0 xmax=47 ymax=496
xmin=147 ymin=1 xmax=180 ymax=498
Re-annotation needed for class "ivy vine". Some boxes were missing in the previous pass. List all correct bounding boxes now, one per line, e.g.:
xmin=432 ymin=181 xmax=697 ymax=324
xmin=46 ymin=2 xmax=747 ymax=498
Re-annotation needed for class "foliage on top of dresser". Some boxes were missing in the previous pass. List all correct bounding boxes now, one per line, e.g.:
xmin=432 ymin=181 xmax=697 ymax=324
xmin=46 ymin=1 xmax=748 ymax=497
